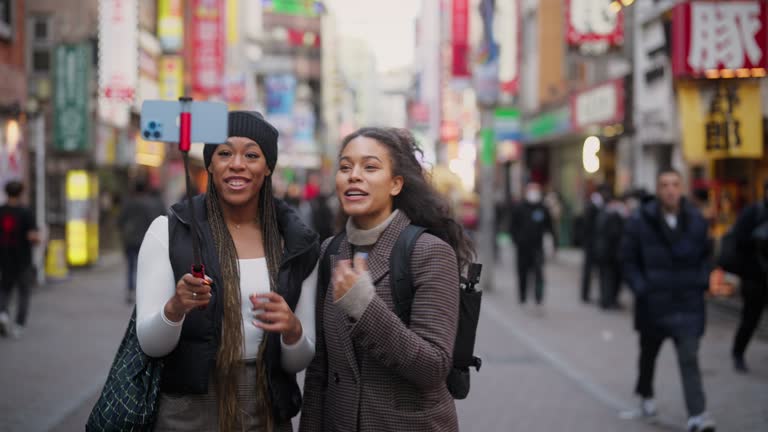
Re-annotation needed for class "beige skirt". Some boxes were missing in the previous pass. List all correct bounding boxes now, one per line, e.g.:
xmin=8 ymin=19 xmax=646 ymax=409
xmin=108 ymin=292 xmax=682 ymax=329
xmin=153 ymin=362 xmax=291 ymax=432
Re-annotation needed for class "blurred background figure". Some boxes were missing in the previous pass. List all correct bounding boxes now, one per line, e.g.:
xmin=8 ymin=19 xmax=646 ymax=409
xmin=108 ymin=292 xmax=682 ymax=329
xmin=543 ymin=189 xmax=563 ymax=259
xmin=580 ymin=185 xmax=607 ymax=304
xmin=117 ymin=181 xmax=164 ymax=304
xmin=722 ymin=180 xmax=768 ymax=374
xmin=592 ymin=191 xmax=629 ymax=310
xmin=309 ymin=192 xmax=335 ymax=242
xmin=510 ymin=182 xmax=555 ymax=308
xmin=0 ymin=181 xmax=40 ymax=339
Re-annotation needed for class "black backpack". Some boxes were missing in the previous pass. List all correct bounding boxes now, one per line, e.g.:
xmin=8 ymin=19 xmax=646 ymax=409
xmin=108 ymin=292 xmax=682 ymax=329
xmin=318 ymin=224 xmax=483 ymax=399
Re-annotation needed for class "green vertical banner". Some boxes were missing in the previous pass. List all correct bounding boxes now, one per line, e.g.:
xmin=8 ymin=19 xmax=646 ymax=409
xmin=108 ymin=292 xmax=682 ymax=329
xmin=481 ymin=128 xmax=496 ymax=166
xmin=54 ymin=43 xmax=91 ymax=152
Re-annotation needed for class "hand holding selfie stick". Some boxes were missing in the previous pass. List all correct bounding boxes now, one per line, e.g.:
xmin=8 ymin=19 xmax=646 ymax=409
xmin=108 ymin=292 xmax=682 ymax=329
xmin=178 ymin=97 xmax=205 ymax=280
xmin=141 ymin=97 xmax=228 ymax=311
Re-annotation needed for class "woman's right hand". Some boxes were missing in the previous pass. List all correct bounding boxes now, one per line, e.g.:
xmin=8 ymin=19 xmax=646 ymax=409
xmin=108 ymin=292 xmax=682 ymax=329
xmin=164 ymin=274 xmax=213 ymax=322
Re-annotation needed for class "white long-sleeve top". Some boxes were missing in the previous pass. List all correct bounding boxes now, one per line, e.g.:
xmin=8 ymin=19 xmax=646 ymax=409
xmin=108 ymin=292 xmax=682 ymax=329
xmin=136 ymin=216 xmax=317 ymax=374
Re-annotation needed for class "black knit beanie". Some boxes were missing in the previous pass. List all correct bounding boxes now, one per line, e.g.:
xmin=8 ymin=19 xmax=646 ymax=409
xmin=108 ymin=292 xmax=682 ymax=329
xmin=203 ymin=111 xmax=279 ymax=171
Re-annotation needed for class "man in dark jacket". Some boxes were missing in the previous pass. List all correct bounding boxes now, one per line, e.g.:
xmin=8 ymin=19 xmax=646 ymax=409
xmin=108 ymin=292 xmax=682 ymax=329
xmin=593 ymin=193 xmax=628 ymax=309
xmin=580 ymin=185 xmax=607 ymax=303
xmin=0 ymin=181 xmax=40 ymax=339
xmin=118 ymin=181 xmax=164 ymax=304
xmin=510 ymin=182 xmax=555 ymax=306
xmin=621 ymin=169 xmax=715 ymax=432
xmin=726 ymin=180 xmax=768 ymax=373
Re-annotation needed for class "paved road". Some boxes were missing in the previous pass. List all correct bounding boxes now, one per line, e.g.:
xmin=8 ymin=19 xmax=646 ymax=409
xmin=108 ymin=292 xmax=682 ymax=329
xmin=1 ymin=248 xmax=766 ymax=431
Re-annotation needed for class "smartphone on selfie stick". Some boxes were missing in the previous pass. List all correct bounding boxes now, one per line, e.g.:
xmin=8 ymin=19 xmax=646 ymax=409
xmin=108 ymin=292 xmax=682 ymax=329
xmin=140 ymin=98 xmax=228 ymax=307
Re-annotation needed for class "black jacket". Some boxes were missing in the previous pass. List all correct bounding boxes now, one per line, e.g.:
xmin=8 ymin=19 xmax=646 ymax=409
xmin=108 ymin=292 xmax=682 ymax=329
xmin=510 ymin=201 xmax=554 ymax=251
xmin=723 ymin=202 xmax=768 ymax=281
xmin=593 ymin=205 xmax=626 ymax=265
xmin=620 ymin=199 xmax=711 ymax=337
xmin=163 ymin=194 xmax=319 ymax=422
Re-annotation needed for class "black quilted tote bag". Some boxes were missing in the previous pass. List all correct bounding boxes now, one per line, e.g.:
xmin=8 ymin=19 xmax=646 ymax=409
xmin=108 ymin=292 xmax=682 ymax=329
xmin=86 ymin=308 xmax=163 ymax=431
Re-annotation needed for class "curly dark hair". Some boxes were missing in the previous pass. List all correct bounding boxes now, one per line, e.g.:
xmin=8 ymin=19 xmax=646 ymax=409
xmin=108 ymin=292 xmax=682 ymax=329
xmin=340 ymin=127 xmax=475 ymax=272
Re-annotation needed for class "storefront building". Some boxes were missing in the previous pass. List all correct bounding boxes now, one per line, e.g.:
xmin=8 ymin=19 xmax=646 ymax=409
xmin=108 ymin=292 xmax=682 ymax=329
xmin=671 ymin=0 xmax=767 ymax=235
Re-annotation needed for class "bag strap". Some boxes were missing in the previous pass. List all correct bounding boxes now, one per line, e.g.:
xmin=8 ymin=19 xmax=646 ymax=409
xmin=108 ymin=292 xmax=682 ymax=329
xmin=390 ymin=224 xmax=427 ymax=326
xmin=318 ymin=232 xmax=346 ymax=300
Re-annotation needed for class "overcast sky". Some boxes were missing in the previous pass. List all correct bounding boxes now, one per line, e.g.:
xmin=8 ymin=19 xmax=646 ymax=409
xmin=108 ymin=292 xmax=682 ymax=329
xmin=326 ymin=0 xmax=423 ymax=72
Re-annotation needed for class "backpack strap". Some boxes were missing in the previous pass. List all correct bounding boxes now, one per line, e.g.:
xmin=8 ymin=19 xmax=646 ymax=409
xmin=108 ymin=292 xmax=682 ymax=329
xmin=318 ymin=232 xmax=346 ymax=301
xmin=390 ymin=224 xmax=427 ymax=326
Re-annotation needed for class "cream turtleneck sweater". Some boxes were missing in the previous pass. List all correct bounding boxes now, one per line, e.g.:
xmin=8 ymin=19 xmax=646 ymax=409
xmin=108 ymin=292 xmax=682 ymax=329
xmin=335 ymin=210 xmax=400 ymax=320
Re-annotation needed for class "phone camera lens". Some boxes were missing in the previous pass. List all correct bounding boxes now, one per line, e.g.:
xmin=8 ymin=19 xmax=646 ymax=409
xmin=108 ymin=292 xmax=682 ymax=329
xmin=143 ymin=131 xmax=151 ymax=139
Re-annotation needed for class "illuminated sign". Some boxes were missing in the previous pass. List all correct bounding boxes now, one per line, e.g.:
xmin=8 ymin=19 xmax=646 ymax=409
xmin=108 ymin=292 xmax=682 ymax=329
xmin=582 ymin=136 xmax=600 ymax=174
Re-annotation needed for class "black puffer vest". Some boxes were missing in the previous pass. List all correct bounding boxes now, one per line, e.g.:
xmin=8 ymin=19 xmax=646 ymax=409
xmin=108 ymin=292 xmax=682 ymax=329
xmin=163 ymin=194 xmax=319 ymax=422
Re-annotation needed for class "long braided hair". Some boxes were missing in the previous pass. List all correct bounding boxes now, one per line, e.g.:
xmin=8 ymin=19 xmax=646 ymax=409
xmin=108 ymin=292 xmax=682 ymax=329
xmin=206 ymin=174 xmax=283 ymax=432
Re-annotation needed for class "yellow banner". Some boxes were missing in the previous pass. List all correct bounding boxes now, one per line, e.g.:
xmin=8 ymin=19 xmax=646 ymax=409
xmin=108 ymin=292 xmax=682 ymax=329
xmin=678 ymin=81 xmax=763 ymax=162
xmin=158 ymin=0 xmax=183 ymax=52
xmin=227 ymin=0 xmax=239 ymax=44
xmin=159 ymin=56 xmax=184 ymax=100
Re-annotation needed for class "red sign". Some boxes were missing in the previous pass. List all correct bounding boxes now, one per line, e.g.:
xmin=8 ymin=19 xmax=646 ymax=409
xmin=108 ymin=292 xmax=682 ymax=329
xmin=570 ymin=79 xmax=625 ymax=131
xmin=672 ymin=1 xmax=768 ymax=77
xmin=408 ymin=102 xmax=430 ymax=125
xmin=452 ymin=0 xmax=470 ymax=78
xmin=566 ymin=0 xmax=624 ymax=46
xmin=191 ymin=0 xmax=225 ymax=97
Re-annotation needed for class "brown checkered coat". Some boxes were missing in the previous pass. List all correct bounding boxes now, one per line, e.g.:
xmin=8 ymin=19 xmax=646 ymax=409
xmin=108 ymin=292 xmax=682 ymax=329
xmin=299 ymin=212 xmax=460 ymax=432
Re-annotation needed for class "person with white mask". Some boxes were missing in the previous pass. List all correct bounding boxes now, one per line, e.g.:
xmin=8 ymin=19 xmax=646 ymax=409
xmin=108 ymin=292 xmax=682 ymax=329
xmin=509 ymin=182 xmax=555 ymax=308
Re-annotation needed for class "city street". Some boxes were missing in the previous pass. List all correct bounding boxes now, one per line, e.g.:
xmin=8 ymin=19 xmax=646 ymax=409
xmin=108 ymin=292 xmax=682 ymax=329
xmin=1 ymin=246 xmax=766 ymax=432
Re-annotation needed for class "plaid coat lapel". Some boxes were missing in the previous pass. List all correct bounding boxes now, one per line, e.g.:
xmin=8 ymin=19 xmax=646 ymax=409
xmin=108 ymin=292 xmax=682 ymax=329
xmin=364 ymin=211 xmax=412 ymax=285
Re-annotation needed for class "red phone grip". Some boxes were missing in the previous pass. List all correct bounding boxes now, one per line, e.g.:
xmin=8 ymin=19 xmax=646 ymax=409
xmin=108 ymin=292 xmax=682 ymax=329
xmin=191 ymin=264 xmax=208 ymax=310
xmin=179 ymin=111 xmax=192 ymax=152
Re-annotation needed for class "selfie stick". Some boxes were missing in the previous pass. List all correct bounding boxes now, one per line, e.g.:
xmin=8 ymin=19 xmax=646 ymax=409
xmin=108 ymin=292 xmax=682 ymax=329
xmin=178 ymin=97 xmax=206 ymax=284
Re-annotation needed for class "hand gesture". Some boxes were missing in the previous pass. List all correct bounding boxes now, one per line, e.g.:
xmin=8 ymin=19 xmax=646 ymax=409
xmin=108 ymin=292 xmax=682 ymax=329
xmin=333 ymin=253 xmax=368 ymax=301
xmin=165 ymin=274 xmax=213 ymax=322
xmin=251 ymin=292 xmax=303 ymax=345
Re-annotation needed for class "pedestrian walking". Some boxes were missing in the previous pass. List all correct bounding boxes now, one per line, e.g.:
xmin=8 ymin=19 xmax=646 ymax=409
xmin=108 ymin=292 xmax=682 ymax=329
xmin=135 ymin=111 xmax=320 ymax=431
xmin=299 ymin=127 xmax=474 ymax=432
xmin=117 ymin=181 xmax=164 ymax=304
xmin=593 ymin=192 xmax=628 ymax=309
xmin=310 ymin=192 xmax=335 ymax=242
xmin=620 ymin=169 xmax=716 ymax=432
xmin=510 ymin=182 xmax=555 ymax=306
xmin=0 ymin=181 xmax=40 ymax=339
xmin=721 ymin=180 xmax=768 ymax=374
xmin=580 ymin=186 xmax=606 ymax=303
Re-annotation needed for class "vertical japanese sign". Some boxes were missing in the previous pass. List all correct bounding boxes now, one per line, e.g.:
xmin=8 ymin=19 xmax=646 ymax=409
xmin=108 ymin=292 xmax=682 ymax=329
xmin=158 ymin=0 xmax=183 ymax=52
xmin=566 ymin=0 xmax=624 ymax=48
xmin=497 ymin=0 xmax=519 ymax=95
xmin=265 ymin=74 xmax=296 ymax=115
xmin=672 ymin=1 xmax=768 ymax=76
xmin=191 ymin=0 xmax=225 ymax=97
xmin=55 ymin=43 xmax=91 ymax=152
xmin=159 ymin=55 xmax=183 ymax=100
xmin=98 ymin=0 xmax=138 ymax=128
xmin=678 ymin=81 xmax=763 ymax=161
xmin=452 ymin=0 xmax=470 ymax=78
xmin=293 ymin=102 xmax=316 ymax=153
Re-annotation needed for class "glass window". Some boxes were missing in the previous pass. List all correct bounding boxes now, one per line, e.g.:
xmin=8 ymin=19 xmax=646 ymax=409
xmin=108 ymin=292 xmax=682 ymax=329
xmin=32 ymin=48 xmax=50 ymax=72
